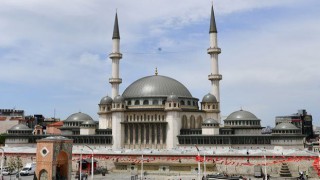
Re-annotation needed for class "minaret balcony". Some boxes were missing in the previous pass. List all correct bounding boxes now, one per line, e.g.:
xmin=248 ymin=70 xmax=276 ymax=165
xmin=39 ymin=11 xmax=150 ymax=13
xmin=207 ymin=47 xmax=221 ymax=54
xmin=109 ymin=78 xmax=122 ymax=84
xmin=208 ymin=74 xmax=222 ymax=81
xmin=109 ymin=52 xmax=122 ymax=59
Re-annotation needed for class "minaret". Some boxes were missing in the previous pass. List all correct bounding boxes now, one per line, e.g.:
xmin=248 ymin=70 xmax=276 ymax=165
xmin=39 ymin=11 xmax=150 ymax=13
xmin=109 ymin=12 xmax=122 ymax=99
xmin=207 ymin=5 xmax=222 ymax=118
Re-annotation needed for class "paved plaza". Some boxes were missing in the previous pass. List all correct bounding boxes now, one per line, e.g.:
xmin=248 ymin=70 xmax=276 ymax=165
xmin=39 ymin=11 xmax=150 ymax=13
xmin=2 ymin=173 xmax=319 ymax=180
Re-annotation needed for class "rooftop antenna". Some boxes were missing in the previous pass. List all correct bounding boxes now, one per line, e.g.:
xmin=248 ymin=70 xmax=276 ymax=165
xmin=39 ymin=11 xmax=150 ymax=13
xmin=155 ymin=67 xmax=158 ymax=76
xmin=54 ymin=108 xmax=56 ymax=119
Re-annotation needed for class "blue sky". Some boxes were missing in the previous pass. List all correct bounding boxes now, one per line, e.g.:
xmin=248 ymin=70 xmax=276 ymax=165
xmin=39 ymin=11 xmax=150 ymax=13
xmin=0 ymin=0 xmax=319 ymax=127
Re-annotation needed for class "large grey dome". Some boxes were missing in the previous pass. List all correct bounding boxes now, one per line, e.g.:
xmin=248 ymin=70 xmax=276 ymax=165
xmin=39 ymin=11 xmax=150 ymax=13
xmin=202 ymin=93 xmax=217 ymax=103
xmin=65 ymin=112 xmax=93 ymax=122
xmin=9 ymin=124 xmax=31 ymax=130
xmin=274 ymin=122 xmax=299 ymax=130
xmin=122 ymin=75 xmax=192 ymax=98
xmin=225 ymin=110 xmax=259 ymax=121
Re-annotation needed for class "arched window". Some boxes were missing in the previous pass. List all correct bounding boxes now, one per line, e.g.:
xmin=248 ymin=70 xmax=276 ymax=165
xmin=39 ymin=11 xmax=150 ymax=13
xmin=196 ymin=116 xmax=203 ymax=129
xmin=162 ymin=100 xmax=166 ymax=105
xmin=190 ymin=116 xmax=196 ymax=129
xmin=181 ymin=115 xmax=188 ymax=129
xmin=128 ymin=101 xmax=132 ymax=105
xmin=187 ymin=101 xmax=191 ymax=106
xmin=180 ymin=100 xmax=185 ymax=105
xmin=134 ymin=100 xmax=140 ymax=105
xmin=143 ymin=100 xmax=149 ymax=105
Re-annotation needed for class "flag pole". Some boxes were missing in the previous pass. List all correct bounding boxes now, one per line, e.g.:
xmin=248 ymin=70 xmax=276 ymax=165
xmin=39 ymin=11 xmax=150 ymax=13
xmin=195 ymin=145 xmax=201 ymax=180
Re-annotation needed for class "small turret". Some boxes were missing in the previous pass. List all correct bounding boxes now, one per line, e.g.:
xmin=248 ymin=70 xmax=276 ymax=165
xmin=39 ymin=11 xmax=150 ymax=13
xmin=165 ymin=94 xmax=181 ymax=111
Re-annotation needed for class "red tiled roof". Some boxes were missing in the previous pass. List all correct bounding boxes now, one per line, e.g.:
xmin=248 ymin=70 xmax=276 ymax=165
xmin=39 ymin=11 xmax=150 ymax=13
xmin=47 ymin=121 xmax=63 ymax=127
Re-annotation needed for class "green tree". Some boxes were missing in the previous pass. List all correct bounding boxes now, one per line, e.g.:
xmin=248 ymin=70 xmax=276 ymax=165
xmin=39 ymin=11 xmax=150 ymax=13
xmin=0 ymin=133 xmax=6 ymax=145
xmin=7 ymin=156 xmax=23 ymax=180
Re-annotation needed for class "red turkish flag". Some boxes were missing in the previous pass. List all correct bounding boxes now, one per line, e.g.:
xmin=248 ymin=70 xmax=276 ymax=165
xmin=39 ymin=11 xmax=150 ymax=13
xmin=196 ymin=155 xmax=203 ymax=162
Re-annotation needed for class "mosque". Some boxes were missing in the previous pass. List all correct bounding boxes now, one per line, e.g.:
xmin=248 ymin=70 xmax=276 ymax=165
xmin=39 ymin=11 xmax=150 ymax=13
xmin=5 ymin=5 xmax=306 ymax=150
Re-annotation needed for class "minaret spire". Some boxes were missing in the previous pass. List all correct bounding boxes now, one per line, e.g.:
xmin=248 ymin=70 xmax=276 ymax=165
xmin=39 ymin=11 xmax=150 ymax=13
xmin=209 ymin=5 xmax=217 ymax=33
xmin=109 ymin=12 xmax=122 ymax=99
xmin=207 ymin=4 xmax=222 ymax=121
xmin=112 ymin=12 xmax=120 ymax=39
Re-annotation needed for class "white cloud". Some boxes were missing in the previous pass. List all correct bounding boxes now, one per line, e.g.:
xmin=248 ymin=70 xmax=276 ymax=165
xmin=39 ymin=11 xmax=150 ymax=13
xmin=0 ymin=0 xmax=319 ymax=126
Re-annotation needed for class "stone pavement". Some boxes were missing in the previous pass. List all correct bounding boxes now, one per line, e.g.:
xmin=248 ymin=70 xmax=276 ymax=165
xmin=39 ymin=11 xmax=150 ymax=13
xmin=2 ymin=173 xmax=319 ymax=180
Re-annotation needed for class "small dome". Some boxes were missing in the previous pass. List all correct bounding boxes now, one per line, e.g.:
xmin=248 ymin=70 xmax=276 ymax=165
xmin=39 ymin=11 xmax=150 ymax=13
xmin=225 ymin=110 xmax=259 ymax=121
xmin=81 ymin=119 xmax=97 ymax=125
xmin=273 ymin=122 xmax=299 ymax=130
xmin=65 ymin=112 xmax=93 ymax=122
xmin=167 ymin=94 xmax=179 ymax=102
xmin=203 ymin=118 xmax=219 ymax=125
xmin=100 ymin=96 xmax=113 ymax=105
xmin=202 ymin=93 xmax=217 ymax=103
xmin=9 ymin=124 xmax=31 ymax=130
xmin=114 ymin=95 xmax=125 ymax=103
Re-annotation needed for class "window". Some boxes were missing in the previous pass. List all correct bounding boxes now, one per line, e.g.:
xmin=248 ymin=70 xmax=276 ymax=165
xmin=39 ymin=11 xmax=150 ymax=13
xmin=143 ymin=100 xmax=149 ymax=105
xmin=153 ymin=100 xmax=159 ymax=105
xmin=180 ymin=100 xmax=185 ymax=105
xmin=135 ymin=100 xmax=140 ymax=105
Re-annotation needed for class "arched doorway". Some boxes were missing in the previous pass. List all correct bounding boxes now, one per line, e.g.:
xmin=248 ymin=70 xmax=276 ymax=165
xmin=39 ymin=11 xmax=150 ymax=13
xmin=56 ymin=151 xmax=69 ymax=179
xmin=39 ymin=169 xmax=48 ymax=180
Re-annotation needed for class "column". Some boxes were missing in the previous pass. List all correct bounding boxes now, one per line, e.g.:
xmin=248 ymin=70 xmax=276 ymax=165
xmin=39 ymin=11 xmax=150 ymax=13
xmin=160 ymin=124 xmax=163 ymax=145
xmin=144 ymin=124 xmax=147 ymax=144
xmin=149 ymin=124 xmax=152 ymax=144
xmin=155 ymin=124 xmax=158 ymax=145
xmin=138 ymin=124 xmax=141 ymax=144
xmin=133 ymin=124 xmax=136 ymax=145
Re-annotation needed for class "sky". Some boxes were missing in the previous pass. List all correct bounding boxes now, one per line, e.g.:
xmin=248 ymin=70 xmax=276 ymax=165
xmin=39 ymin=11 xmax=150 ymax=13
xmin=0 ymin=0 xmax=319 ymax=127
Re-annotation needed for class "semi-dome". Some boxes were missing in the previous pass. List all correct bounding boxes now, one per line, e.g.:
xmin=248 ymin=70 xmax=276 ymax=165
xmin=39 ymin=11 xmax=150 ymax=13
xmin=65 ymin=112 xmax=93 ymax=122
xmin=225 ymin=110 xmax=259 ymax=121
xmin=202 ymin=93 xmax=217 ymax=103
xmin=114 ymin=95 xmax=125 ymax=103
xmin=122 ymin=75 xmax=192 ymax=98
xmin=100 ymin=96 xmax=113 ymax=105
xmin=167 ymin=94 xmax=179 ymax=102
xmin=203 ymin=118 xmax=219 ymax=125
xmin=9 ymin=124 xmax=31 ymax=130
xmin=273 ymin=122 xmax=299 ymax=130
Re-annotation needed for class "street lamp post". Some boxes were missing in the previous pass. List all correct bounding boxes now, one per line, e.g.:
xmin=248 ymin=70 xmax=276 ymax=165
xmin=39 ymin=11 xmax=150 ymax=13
xmin=264 ymin=151 xmax=267 ymax=180
xmin=84 ymin=145 xmax=94 ymax=180
xmin=79 ymin=151 xmax=82 ymax=180
xmin=0 ymin=147 xmax=4 ymax=180
xmin=203 ymin=151 xmax=206 ymax=180
xmin=141 ymin=154 xmax=143 ymax=180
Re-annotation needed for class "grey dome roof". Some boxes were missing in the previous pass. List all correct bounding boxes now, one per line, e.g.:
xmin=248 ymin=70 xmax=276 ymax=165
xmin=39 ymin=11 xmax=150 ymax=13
xmin=81 ymin=119 xmax=97 ymax=125
xmin=225 ymin=110 xmax=259 ymax=121
xmin=114 ymin=95 xmax=125 ymax=103
xmin=167 ymin=94 xmax=179 ymax=102
xmin=203 ymin=118 xmax=219 ymax=124
xmin=122 ymin=75 xmax=192 ymax=98
xmin=9 ymin=124 xmax=32 ymax=130
xmin=65 ymin=112 xmax=93 ymax=122
xmin=100 ymin=96 xmax=113 ymax=104
xmin=274 ymin=122 xmax=299 ymax=130
xmin=202 ymin=93 xmax=217 ymax=103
